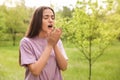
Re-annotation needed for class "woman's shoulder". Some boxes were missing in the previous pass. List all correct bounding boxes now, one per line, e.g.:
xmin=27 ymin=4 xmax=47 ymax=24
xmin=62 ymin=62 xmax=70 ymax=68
xmin=20 ymin=37 xmax=30 ymax=42
xmin=20 ymin=37 xmax=33 ymax=45
xmin=20 ymin=36 xmax=39 ymax=45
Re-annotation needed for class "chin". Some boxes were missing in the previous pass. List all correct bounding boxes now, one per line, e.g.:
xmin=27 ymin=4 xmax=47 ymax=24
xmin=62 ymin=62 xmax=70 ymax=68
xmin=47 ymin=30 xmax=52 ymax=33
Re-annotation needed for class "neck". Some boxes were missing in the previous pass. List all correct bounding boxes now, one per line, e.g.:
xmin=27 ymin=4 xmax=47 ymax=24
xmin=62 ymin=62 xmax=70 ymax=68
xmin=38 ymin=31 xmax=48 ymax=39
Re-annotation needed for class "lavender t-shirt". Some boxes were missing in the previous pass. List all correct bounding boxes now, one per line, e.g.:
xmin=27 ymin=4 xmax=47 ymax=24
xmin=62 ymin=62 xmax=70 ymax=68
xmin=19 ymin=36 xmax=68 ymax=80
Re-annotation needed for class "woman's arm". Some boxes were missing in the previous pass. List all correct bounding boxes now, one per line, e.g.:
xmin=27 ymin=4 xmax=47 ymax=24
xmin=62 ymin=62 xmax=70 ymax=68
xmin=54 ymin=45 xmax=68 ymax=71
xmin=27 ymin=44 xmax=53 ymax=76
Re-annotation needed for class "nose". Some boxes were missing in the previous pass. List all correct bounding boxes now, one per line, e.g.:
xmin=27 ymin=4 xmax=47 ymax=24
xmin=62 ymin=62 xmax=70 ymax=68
xmin=48 ymin=17 xmax=53 ymax=23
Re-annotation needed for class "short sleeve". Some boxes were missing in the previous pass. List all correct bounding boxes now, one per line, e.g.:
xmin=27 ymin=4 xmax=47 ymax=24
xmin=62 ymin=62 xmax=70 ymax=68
xmin=57 ymin=40 xmax=68 ymax=60
xmin=19 ymin=38 xmax=36 ymax=66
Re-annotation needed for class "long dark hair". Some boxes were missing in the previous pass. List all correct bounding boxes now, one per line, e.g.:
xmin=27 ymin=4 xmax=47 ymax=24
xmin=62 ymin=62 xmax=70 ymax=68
xmin=26 ymin=6 xmax=55 ymax=38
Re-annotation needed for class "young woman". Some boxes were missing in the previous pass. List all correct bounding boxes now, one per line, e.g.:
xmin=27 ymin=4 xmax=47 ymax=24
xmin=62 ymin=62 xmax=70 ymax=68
xmin=19 ymin=6 xmax=68 ymax=80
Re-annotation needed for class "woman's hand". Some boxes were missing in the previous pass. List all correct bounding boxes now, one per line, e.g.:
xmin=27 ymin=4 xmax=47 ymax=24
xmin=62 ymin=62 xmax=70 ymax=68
xmin=47 ymin=28 xmax=62 ymax=46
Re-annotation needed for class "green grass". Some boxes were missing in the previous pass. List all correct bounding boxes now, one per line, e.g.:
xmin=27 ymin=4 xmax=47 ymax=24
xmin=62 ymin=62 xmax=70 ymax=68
xmin=62 ymin=40 xmax=120 ymax=80
xmin=0 ymin=40 xmax=120 ymax=80
xmin=0 ymin=46 xmax=24 ymax=80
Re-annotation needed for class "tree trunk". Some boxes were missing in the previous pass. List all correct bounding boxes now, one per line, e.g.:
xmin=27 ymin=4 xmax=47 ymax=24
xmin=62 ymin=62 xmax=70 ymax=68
xmin=88 ymin=59 xmax=92 ymax=80
xmin=12 ymin=32 xmax=16 ymax=46
xmin=88 ymin=35 xmax=92 ymax=80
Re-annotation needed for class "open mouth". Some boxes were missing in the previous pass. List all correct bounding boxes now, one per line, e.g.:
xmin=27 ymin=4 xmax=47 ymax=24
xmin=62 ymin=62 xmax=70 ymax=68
xmin=48 ymin=25 xmax=53 ymax=28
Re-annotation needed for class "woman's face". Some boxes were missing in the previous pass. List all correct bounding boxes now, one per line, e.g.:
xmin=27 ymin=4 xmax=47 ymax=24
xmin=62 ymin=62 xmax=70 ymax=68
xmin=42 ymin=9 xmax=55 ymax=34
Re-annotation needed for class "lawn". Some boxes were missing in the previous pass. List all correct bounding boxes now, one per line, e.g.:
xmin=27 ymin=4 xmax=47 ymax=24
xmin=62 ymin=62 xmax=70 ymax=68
xmin=62 ymin=41 xmax=120 ymax=80
xmin=0 ymin=40 xmax=120 ymax=80
xmin=0 ymin=45 xmax=24 ymax=80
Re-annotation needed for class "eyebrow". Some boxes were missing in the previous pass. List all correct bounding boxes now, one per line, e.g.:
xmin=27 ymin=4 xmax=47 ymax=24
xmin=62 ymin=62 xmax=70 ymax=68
xmin=43 ymin=14 xmax=54 ymax=17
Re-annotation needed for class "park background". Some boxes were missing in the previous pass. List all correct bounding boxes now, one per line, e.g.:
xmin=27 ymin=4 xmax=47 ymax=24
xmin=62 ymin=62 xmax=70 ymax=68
xmin=0 ymin=0 xmax=120 ymax=80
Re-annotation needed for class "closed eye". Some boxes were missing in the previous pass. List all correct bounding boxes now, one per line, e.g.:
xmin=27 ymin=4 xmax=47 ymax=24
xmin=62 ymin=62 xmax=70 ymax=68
xmin=43 ymin=15 xmax=55 ymax=20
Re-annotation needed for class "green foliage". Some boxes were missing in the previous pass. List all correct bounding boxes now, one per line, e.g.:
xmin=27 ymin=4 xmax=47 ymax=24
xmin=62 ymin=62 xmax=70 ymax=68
xmin=56 ymin=6 xmax=73 ymax=18
xmin=55 ymin=15 xmax=69 ymax=41
xmin=63 ymin=0 xmax=120 ymax=63
xmin=59 ymin=0 xmax=120 ymax=80
xmin=0 ymin=5 xmax=7 ymax=40
xmin=0 ymin=1 xmax=34 ymax=45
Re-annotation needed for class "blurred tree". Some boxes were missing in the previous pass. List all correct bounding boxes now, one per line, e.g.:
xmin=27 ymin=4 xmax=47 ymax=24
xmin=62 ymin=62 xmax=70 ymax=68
xmin=56 ymin=6 xmax=73 ymax=18
xmin=3 ymin=0 xmax=31 ymax=46
xmin=55 ymin=6 xmax=73 ymax=41
xmin=110 ymin=0 xmax=120 ymax=40
xmin=60 ymin=0 xmax=120 ymax=80
xmin=0 ymin=5 xmax=7 ymax=40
